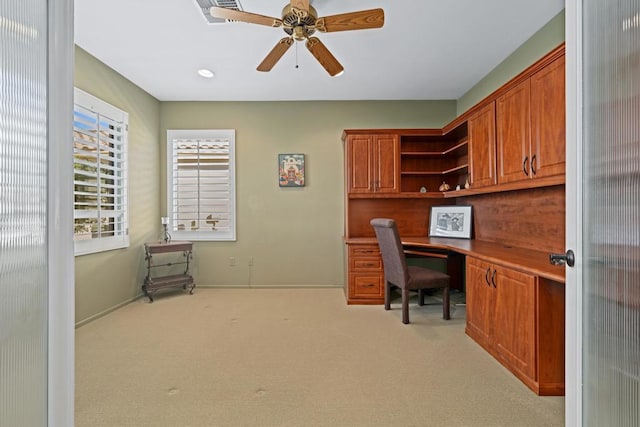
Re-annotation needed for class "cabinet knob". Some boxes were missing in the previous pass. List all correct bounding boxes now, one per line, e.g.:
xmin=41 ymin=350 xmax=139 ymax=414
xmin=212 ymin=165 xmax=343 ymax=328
xmin=485 ymin=267 xmax=491 ymax=286
xmin=523 ymin=156 xmax=529 ymax=176
xmin=491 ymin=269 xmax=497 ymax=288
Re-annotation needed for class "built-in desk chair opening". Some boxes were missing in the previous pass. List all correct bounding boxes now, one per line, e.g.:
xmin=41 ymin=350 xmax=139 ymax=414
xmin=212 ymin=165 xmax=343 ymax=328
xmin=370 ymin=218 xmax=451 ymax=324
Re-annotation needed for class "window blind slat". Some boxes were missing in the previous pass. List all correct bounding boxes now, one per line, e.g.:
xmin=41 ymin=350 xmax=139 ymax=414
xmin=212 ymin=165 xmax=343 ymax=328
xmin=73 ymin=88 xmax=129 ymax=253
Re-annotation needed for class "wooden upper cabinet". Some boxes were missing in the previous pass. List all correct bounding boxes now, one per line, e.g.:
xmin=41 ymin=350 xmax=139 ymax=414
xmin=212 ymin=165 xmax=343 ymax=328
xmin=346 ymin=135 xmax=374 ymax=193
xmin=497 ymin=79 xmax=531 ymax=184
xmin=373 ymin=135 xmax=400 ymax=193
xmin=496 ymin=54 xmax=566 ymax=184
xmin=530 ymin=55 xmax=566 ymax=179
xmin=345 ymin=134 xmax=399 ymax=194
xmin=468 ymin=102 xmax=497 ymax=188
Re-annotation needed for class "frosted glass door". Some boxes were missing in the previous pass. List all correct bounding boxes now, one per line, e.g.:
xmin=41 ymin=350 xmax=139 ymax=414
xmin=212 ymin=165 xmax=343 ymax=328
xmin=582 ymin=0 xmax=640 ymax=424
xmin=0 ymin=1 xmax=49 ymax=425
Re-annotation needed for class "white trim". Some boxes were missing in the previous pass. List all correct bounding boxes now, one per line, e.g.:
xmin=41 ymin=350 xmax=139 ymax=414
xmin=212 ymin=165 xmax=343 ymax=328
xmin=565 ymin=1 xmax=583 ymax=425
xmin=73 ymin=88 xmax=130 ymax=255
xmin=48 ymin=0 xmax=75 ymax=425
xmin=166 ymin=129 xmax=237 ymax=241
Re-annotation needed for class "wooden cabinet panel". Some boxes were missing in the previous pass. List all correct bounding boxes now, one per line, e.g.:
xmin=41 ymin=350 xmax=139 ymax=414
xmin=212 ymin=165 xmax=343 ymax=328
xmin=468 ymin=102 xmax=497 ymax=188
xmin=346 ymin=135 xmax=374 ymax=193
xmin=465 ymin=257 xmax=553 ymax=394
xmin=373 ymin=135 xmax=400 ymax=193
xmin=493 ymin=264 xmax=537 ymax=381
xmin=497 ymin=79 xmax=531 ymax=184
xmin=495 ymin=55 xmax=565 ymax=185
xmin=345 ymin=134 xmax=399 ymax=194
xmin=465 ymin=257 xmax=494 ymax=347
xmin=531 ymin=55 xmax=566 ymax=179
xmin=346 ymin=244 xmax=384 ymax=304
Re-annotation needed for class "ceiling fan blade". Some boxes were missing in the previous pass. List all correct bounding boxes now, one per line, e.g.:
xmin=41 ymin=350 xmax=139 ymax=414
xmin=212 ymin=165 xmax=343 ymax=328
xmin=305 ymin=37 xmax=344 ymax=77
xmin=210 ymin=7 xmax=283 ymax=28
xmin=257 ymin=37 xmax=294 ymax=72
xmin=315 ymin=8 xmax=384 ymax=33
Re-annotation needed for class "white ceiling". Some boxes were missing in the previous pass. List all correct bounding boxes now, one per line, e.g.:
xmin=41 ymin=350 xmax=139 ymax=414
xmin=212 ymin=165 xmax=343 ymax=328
xmin=74 ymin=0 xmax=565 ymax=102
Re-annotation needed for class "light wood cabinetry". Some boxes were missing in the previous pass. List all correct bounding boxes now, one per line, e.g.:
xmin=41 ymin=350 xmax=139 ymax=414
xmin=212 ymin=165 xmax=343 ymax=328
xmin=399 ymin=126 xmax=468 ymax=194
xmin=530 ymin=55 xmax=566 ymax=179
xmin=466 ymin=256 xmax=564 ymax=395
xmin=497 ymin=80 xmax=531 ymax=183
xmin=347 ymin=244 xmax=384 ymax=303
xmin=345 ymin=133 xmax=400 ymax=194
xmin=468 ymin=102 xmax=497 ymax=189
xmin=496 ymin=55 xmax=565 ymax=184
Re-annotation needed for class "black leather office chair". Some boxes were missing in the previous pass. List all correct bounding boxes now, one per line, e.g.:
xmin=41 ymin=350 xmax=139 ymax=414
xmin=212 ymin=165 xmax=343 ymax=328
xmin=370 ymin=218 xmax=451 ymax=324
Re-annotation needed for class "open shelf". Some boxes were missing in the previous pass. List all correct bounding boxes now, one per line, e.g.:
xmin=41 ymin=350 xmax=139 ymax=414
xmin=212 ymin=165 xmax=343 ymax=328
xmin=399 ymin=123 xmax=469 ymax=193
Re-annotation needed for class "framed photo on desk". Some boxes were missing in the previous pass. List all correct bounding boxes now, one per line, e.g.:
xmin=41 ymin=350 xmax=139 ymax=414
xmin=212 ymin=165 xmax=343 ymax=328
xmin=429 ymin=205 xmax=472 ymax=239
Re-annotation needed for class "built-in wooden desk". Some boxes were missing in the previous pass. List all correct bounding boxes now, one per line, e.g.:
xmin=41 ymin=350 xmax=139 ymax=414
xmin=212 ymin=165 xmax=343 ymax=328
xmin=345 ymin=236 xmax=566 ymax=396
xmin=400 ymin=236 xmax=565 ymax=283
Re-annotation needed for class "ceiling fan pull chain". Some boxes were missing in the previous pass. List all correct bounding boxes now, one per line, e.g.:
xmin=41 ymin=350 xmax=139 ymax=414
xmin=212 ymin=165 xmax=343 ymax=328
xmin=295 ymin=42 xmax=299 ymax=69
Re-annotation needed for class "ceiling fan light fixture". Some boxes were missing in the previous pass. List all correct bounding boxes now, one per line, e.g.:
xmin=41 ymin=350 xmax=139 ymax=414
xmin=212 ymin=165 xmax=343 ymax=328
xmin=197 ymin=68 xmax=215 ymax=78
xmin=292 ymin=26 xmax=306 ymax=41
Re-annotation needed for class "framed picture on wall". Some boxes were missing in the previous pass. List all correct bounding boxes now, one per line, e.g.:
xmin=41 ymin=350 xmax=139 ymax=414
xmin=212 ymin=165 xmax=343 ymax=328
xmin=278 ymin=154 xmax=305 ymax=187
xmin=428 ymin=205 xmax=473 ymax=239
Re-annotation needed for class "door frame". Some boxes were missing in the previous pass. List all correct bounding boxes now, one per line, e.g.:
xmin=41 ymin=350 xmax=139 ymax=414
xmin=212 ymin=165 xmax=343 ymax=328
xmin=48 ymin=0 xmax=75 ymax=425
xmin=565 ymin=1 xmax=583 ymax=425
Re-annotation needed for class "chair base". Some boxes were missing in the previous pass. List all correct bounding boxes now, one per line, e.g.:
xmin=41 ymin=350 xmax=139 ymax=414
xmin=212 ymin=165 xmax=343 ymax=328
xmin=386 ymin=284 xmax=450 ymax=324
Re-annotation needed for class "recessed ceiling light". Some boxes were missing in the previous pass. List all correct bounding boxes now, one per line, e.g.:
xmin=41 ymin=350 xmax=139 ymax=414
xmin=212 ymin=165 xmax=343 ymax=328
xmin=197 ymin=68 xmax=215 ymax=78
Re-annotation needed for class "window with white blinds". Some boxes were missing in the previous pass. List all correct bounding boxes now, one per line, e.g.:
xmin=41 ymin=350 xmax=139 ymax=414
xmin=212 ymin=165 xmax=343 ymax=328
xmin=166 ymin=129 xmax=236 ymax=241
xmin=73 ymin=88 xmax=129 ymax=255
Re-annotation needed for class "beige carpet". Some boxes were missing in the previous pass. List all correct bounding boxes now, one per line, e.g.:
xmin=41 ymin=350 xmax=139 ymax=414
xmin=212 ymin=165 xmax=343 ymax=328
xmin=75 ymin=287 xmax=564 ymax=427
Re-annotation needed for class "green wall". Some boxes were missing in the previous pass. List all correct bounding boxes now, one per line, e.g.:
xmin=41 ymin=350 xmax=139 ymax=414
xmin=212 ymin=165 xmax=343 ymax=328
xmin=457 ymin=10 xmax=566 ymax=115
xmin=159 ymin=101 xmax=455 ymax=289
xmin=74 ymin=46 xmax=161 ymax=324
xmin=73 ymin=9 xmax=565 ymax=324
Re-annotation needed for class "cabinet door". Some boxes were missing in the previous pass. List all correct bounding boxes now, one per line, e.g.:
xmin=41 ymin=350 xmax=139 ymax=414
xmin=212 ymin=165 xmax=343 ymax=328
xmin=530 ymin=55 xmax=566 ymax=179
xmin=465 ymin=257 xmax=494 ymax=347
xmin=493 ymin=265 xmax=537 ymax=381
xmin=497 ymin=79 xmax=531 ymax=184
xmin=346 ymin=135 xmax=373 ymax=193
xmin=468 ymin=102 xmax=497 ymax=188
xmin=372 ymin=135 xmax=400 ymax=193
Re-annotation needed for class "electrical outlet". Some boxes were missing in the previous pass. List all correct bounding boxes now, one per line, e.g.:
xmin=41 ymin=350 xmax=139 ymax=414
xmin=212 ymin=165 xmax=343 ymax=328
xmin=248 ymin=257 xmax=254 ymax=266
xmin=229 ymin=257 xmax=237 ymax=267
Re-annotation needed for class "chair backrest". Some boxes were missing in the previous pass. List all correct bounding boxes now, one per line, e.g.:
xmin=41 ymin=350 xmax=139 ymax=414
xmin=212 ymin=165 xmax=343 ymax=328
xmin=370 ymin=218 xmax=409 ymax=288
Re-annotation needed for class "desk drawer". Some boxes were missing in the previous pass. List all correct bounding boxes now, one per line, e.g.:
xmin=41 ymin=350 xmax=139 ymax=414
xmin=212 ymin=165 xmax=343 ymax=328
xmin=349 ymin=245 xmax=380 ymax=258
xmin=351 ymin=257 xmax=382 ymax=272
xmin=350 ymin=273 xmax=384 ymax=298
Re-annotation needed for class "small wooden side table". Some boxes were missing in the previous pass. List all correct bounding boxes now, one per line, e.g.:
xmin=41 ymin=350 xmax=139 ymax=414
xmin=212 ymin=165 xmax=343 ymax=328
xmin=143 ymin=241 xmax=195 ymax=302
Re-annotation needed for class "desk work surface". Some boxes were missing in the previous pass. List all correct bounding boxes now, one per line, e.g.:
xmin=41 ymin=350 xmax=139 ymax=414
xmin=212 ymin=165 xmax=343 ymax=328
xmin=345 ymin=236 xmax=565 ymax=283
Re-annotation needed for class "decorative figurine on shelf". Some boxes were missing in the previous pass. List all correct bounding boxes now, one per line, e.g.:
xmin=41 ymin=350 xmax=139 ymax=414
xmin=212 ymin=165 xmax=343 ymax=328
xmin=206 ymin=214 xmax=219 ymax=230
xmin=419 ymin=186 xmax=427 ymax=193
xmin=456 ymin=184 xmax=461 ymax=191
xmin=161 ymin=216 xmax=171 ymax=244
xmin=438 ymin=181 xmax=450 ymax=192
xmin=464 ymin=175 xmax=471 ymax=189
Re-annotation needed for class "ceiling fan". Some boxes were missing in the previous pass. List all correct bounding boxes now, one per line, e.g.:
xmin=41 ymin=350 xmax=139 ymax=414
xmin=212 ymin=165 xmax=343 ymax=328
xmin=210 ymin=1 xmax=384 ymax=76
